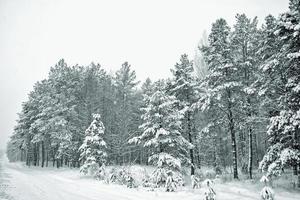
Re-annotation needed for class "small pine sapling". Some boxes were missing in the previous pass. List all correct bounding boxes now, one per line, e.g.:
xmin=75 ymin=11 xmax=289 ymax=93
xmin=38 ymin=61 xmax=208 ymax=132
xmin=165 ymin=170 xmax=176 ymax=192
xmin=108 ymin=168 xmax=118 ymax=184
xmin=191 ymin=174 xmax=201 ymax=189
xmin=174 ymin=174 xmax=185 ymax=187
xmin=152 ymin=167 xmax=167 ymax=188
xmin=260 ymin=175 xmax=274 ymax=200
xmin=119 ymin=168 xmax=137 ymax=188
xmin=95 ymin=163 xmax=106 ymax=181
xmin=125 ymin=174 xmax=137 ymax=188
xmin=142 ymin=170 xmax=152 ymax=188
xmin=79 ymin=114 xmax=107 ymax=176
xmin=203 ymin=179 xmax=216 ymax=200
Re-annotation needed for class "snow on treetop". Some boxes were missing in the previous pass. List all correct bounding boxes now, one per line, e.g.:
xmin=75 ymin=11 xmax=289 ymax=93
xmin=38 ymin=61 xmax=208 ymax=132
xmin=92 ymin=113 xmax=101 ymax=120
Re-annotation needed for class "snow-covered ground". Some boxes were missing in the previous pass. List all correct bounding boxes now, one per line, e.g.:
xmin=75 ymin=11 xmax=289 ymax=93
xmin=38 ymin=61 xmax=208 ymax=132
xmin=1 ymin=155 xmax=300 ymax=200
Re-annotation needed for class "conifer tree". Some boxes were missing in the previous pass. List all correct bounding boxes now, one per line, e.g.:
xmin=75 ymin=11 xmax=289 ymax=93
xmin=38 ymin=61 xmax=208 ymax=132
xmin=79 ymin=114 xmax=107 ymax=175
xmin=259 ymin=0 xmax=300 ymax=187
xmin=169 ymin=54 xmax=198 ymax=175
xmin=231 ymin=13 xmax=260 ymax=178
xmin=130 ymin=81 xmax=192 ymax=184
xmin=201 ymin=18 xmax=240 ymax=179
xmin=113 ymin=62 xmax=141 ymax=164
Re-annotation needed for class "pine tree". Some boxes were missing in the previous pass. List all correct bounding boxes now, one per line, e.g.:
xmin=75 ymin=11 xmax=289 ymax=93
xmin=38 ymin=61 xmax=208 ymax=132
xmin=129 ymin=81 xmax=192 ymax=185
xmin=254 ymin=14 xmax=278 ymax=171
xmin=259 ymin=0 xmax=300 ymax=187
xmin=113 ymin=62 xmax=141 ymax=164
xmin=201 ymin=18 xmax=241 ymax=179
xmin=47 ymin=60 xmax=84 ymax=168
xmin=169 ymin=54 xmax=198 ymax=175
xmin=29 ymin=80 xmax=53 ymax=167
xmin=79 ymin=114 xmax=107 ymax=175
xmin=231 ymin=13 xmax=260 ymax=178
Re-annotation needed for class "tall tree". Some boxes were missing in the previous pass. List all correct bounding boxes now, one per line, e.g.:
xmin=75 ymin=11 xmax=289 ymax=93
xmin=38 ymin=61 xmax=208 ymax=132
xmin=201 ymin=18 xmax=241 ymax=179
xmin=113 ymin=62 xmax=141 ymax=164
xmin=129 ymin=81 xmax=192 ymax=181
xmin=259 ymin=0 xmax=300 ymax=187
xmin=231 ymin=13 xmax=260 ymax=178
xmin=169 ymin=54 xmax=198 ymax=175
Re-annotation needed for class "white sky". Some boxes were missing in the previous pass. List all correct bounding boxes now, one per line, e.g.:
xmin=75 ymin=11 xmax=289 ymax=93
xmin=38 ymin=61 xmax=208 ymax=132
xmin=0 ymin=0 xmax=289 ymax=148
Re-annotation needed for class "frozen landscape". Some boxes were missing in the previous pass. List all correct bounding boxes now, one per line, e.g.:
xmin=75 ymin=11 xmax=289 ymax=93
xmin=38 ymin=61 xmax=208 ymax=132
xmin=1 ymin=153 xmax=300 ymax=200
xmin=1 ymin=0 xmax=300 ymax=199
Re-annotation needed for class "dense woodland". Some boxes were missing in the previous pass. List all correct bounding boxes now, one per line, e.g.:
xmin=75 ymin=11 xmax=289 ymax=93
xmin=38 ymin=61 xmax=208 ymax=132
xmin=6 ymin=0 xmax=300 ymax=186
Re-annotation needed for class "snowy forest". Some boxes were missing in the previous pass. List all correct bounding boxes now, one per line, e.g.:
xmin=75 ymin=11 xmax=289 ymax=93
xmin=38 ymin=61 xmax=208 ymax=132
xmin=4 ymin=0 xmax=300 ymax=199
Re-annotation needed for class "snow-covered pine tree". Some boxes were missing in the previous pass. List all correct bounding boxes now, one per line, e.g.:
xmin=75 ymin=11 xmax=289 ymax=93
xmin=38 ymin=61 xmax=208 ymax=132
xmin=260 ymin=176 xmax=274 ymax=200
xmin=203 ymin=179 xmax=216 ymax=200
xmin=259 ymin=0 xmax=300 ymax=187
xmin=138 ymin=78 xmax=155 ymax=164
xmin=231 ymin=13 xmax=260 ymax=178
xmin=112 ymin=62 xmax=141 ymax=165
xmin=47 ymin=60 xmax=85 ymax=168
xmin=129 ymin=81 xmax=192 ymax=187
xmin=79 ymin=113 xmax=107 ymax=175
xmin=8 ymin=110 xmax=31 ymax=163
xmin=168 ymin=54 xmax=198 ymax=175
xmin=200 ymin=18 xmax=241 ymax=179
xmin=29 ymin=80 xmax=53 ymax=168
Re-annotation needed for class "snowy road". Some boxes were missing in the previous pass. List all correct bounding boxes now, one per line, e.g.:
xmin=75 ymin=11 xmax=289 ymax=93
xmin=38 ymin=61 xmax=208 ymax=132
xmin=0 ymin=155 xmax=202 ymax=200
xmin=1 ymin=154 xmax=300 ymax=200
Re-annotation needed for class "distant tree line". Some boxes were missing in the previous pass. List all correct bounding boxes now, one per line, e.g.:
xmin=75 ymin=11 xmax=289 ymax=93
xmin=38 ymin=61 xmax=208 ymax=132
xmin=7 ymin=0 xmax=300 ymax=185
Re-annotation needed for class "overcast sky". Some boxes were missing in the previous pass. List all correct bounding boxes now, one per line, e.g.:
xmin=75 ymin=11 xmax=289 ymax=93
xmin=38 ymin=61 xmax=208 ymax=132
xmin=0 ymin=0 xmax=289 ymax=149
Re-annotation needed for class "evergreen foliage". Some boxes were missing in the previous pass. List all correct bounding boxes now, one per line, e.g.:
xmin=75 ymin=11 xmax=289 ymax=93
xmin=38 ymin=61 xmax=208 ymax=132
xmin=79 ymin=114 xmax=107 ymax=175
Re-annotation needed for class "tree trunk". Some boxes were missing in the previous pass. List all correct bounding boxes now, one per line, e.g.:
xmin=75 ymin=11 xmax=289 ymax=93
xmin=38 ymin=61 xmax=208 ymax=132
xmin=33 ymin=143 xmax=37 ymax=166
xmin=37 ymin=143 xmax=40 ymax=166
xmin=41 ymin=141 xmax=45 ymax=167
xmin=61 ymin=156 xmax=64 ymax=167
xmin=193 ymin=123 xmax=201 ymax=168
xmin=187 ymin=111 xmax=195 ymax=175
xmin=195 ymin=143 xmax=201 ymax=168
xmin=248 ymin=127 xmax=253 ymax=179
xmin=293 ymin=165 xmax=298 ymax=175
xmin=52 ymin=152 xmax=55 ymax=167
xmin=46 ymin=150 xmax=49 ymax=167
xmin=253 ymin=132 xmax=259 ymax=166
xmin=26 ymin=148 xmax=30 ymax=166
xmin=227 ymin=90 xmax=238 ymax=179
xmin=57 ymin=158 xmax=60 ymax=168
xmin=20 ymin=150 xmax=24 ymax=162
xmin=230 ymin=119 xmax=238 ymax=179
